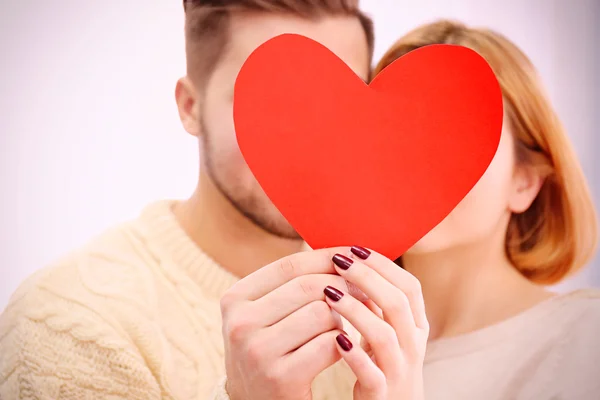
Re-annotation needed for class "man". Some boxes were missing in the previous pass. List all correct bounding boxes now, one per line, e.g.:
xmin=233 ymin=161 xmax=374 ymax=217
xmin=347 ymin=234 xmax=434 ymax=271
xmin=0 ymin=1 xmax=374 ymax=399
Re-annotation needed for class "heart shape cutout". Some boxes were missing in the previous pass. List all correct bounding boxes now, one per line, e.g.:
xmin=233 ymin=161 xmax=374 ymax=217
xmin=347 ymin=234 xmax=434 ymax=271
xmin=234 ymin=34 xmax=502 ymax=260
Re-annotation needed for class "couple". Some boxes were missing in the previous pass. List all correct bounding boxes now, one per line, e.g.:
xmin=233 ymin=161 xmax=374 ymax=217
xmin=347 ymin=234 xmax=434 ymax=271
xmin=1 ymin=1 xmax=599 ymax=399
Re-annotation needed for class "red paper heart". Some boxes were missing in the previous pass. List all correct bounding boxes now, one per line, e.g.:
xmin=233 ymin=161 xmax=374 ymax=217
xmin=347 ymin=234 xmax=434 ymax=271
xmin=234 ymin=34 xmax=502 ymax=260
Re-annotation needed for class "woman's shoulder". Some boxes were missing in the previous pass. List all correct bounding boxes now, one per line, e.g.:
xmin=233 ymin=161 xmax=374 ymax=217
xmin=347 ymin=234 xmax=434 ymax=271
xmin=545 ymin=288 xmax=600 ymax=398
xmin=555 ymin=287 xmax=600 ymax=315
xmin=560 ymin=287 xmax=600 ymax=300
xmin=551 ymin=288 xmax=600 ymax=334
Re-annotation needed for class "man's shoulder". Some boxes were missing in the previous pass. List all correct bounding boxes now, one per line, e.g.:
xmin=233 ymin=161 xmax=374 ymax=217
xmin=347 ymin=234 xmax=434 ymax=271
xmin=3 ymin=219 xmax=159 ymax=323
xmin=0 ymin=219 xmax=170 ymax=399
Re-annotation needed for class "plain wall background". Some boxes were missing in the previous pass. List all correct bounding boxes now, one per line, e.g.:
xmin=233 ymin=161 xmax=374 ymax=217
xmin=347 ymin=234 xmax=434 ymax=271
xmin=1 ymin=0 xmax=599 ymax=308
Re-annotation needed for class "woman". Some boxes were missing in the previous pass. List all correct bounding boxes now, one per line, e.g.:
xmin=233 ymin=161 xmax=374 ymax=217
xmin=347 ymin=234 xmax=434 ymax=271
xmin=330 ymin=19 xmax=599 ymax=400
xmin=220 ymin=19 xmax=599 ymax=400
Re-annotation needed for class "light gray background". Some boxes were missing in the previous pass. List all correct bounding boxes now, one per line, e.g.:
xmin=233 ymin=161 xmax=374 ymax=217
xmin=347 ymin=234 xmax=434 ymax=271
xmin=1 ymin=0 xmax=599 ymax=308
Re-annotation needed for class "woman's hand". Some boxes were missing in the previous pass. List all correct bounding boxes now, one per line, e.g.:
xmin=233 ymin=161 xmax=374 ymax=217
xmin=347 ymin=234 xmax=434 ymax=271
xmin=323 ymin=246 xmax=429 ymax=400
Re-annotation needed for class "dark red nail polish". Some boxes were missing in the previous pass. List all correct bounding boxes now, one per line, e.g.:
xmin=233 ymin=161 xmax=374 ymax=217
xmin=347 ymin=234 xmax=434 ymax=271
xmin=336 ymin=333 xmax=353 ymax=351
xmin=351 ymin=246 xmax=371 ymax=260
xmin=332 ymin=254 xmax=353 ymax=270
xmin=324 ymin=286 xmax=344 ymax=302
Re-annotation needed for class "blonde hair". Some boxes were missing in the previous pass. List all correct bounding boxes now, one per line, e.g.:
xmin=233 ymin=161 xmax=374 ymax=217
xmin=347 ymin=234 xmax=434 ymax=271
xmin=376 ymin=20 xmax=598 ymax=284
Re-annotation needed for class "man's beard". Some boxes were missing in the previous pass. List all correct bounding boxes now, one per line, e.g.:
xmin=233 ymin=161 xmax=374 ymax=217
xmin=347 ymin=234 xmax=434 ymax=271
xmin=201 ymin=121 xmax=301 ymax=240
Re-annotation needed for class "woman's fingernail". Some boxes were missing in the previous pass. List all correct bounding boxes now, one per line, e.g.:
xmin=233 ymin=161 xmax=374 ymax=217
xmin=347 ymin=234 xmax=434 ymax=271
xmin=336 ymin=333 xmax=353 ymax=351
xmin=332 ymin=254 xmax=353 ymax=270
xmin=351 ymin=246 xmax=371 ymax=260
xmin=324 ymin=286 xmax=344 ymax=302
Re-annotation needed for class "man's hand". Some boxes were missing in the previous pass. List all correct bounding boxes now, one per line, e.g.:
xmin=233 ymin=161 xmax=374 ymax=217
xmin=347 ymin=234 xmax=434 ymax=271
xmin=220 ymin=247 xmax=355 ymax=400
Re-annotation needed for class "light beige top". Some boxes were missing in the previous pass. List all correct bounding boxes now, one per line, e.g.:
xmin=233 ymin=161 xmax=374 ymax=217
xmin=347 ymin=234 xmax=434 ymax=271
xmin=0 ymin=200 xmax=598 ymax=399
xmin=422 ymin=287 xmax=600 ymax=399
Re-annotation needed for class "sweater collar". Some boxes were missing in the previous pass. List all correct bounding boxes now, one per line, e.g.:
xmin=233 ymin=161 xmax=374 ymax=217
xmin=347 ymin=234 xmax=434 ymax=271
xmin=138 ymin=200 xmax=239 ymax=299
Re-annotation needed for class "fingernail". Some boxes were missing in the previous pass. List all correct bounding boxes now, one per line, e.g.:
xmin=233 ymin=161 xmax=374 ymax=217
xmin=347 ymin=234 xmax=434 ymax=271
xmin=324 ymin=286 xmax=344 ymax=302
xmin=332 ymin=254 xmax=353 ymax=270
xmin=336 ymin=333 xmax=353 ymax=351
xmin=351 ymin=246 xmax=371 ymax=260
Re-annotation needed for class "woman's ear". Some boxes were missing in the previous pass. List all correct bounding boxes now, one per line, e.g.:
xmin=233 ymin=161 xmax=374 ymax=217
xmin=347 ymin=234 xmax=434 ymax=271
xmin=175 ymin=76 xmax=202 ymax=137
xmin=508 ymin=164 xmax=545 ymax=214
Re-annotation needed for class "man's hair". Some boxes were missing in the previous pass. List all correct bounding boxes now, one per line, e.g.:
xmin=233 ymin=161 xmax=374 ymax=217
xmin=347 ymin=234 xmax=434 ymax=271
xmin=183 ymin=0 xmax=374 ymax=86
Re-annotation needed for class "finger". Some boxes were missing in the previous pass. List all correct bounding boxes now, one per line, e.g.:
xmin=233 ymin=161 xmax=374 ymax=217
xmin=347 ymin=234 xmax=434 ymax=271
xmin=361 ymin=299 xmax=381 ymax=358
xmin=331 ymin=254 xmax=420 ymax=352
xmin=259 ymin=300 xmax=342 ymax=357
xmin=324 ymin=286 xmax=402 ymax=376
xmin=334 ymin=333 xmax=386 ymax=396
xmin=223 ymin=248 xmax=344 ymax=302
xmin=364 ymin=298 xmax=383 ymax=319
xmin=250 ymin=274 xmax=350 ymax=326
xmin=281 ymin=329 xmax=343 ymax=383
xmin=348 ymin=247 xmax=428 ymax=330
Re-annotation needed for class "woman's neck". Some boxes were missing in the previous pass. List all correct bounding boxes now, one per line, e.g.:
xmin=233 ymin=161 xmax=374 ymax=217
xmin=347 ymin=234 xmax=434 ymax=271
xmin=403 ymin=227 xmax=554 ymax=340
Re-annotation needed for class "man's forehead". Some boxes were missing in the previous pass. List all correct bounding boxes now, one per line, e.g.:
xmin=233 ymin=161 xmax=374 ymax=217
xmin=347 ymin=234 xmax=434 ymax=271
xmin=221 ymin=12 xmax=369 ymax=79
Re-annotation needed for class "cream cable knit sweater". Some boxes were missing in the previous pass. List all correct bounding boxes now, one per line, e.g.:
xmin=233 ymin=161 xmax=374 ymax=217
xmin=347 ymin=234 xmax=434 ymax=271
xmin=1 ymin=200 xmax=599 ymax=399
xmin=0 ymin=201 xmax=354 ymax=399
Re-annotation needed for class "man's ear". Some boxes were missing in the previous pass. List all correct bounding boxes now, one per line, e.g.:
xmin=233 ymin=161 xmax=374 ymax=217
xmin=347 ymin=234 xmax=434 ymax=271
xmin=508 ymin=164 xmax=545 ymax=214
xmin=175 ymin=76 xmax=202 ymax=137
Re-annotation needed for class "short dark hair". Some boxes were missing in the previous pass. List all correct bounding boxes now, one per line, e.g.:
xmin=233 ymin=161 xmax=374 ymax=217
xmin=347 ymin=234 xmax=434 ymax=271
xmin=183 ymin=0 xmax=374 ymax=86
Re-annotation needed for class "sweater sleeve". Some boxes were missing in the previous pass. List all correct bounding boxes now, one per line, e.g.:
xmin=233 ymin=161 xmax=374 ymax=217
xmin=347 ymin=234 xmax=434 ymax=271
xmin=0 ymin=287 xmax=162 ymax=399
xmin=209 ymin=376 xmax=232 ymax=400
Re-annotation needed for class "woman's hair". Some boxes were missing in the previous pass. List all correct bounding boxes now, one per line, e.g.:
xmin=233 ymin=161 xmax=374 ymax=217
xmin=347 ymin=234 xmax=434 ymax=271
xmin=377 ymin=20 xmax=597 ymax=284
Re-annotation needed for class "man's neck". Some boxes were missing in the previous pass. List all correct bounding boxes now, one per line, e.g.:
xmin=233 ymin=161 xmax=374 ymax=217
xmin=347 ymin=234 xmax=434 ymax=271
xmin=402 ymin=222 xmax=554 ymax=340
xmin=173 ymin=172 xmax=305 ymax=278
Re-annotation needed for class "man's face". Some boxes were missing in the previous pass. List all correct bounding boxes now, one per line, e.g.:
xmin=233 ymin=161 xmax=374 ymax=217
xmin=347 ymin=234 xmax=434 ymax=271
xmin=199 ymin=12 xmax=370 ymax=238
